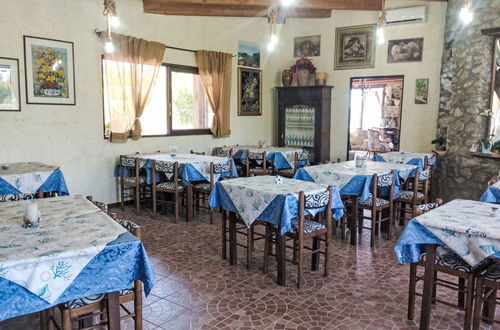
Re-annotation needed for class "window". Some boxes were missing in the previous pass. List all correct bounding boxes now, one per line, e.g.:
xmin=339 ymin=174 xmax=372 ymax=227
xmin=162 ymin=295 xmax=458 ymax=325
xmin=103 ymin=61 xmax=212 ymax=138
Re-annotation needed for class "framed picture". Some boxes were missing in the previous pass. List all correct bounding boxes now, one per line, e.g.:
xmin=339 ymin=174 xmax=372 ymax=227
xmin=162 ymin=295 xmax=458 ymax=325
xmin=415 ymin=78 xmax=429 ymax=104
xmin=237 ymin=40 xmax=260 ymax=68
xmin=388 ymin=38 xmax=424 ymax=63
xmin=238 ymin=67 xmax=262 ymax=116
xmin=334 ymin=24 xmax=376 ymax=70
xmin=0 ymin=57 xmax=21 ymax=111
xmin=24 ymin=36 xmax=75 ymax=105
xmin=294 ymin=35 xmax=321 ymax=57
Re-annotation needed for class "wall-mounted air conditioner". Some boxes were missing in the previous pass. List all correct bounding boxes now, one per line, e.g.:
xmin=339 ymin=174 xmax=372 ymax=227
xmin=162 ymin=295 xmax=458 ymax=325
xmin=386 ymin=6 xmax=427 ymax=26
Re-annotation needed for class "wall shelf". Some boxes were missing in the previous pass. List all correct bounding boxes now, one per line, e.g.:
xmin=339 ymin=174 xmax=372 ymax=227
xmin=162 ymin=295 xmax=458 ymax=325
xmin=470 ymin=152 xmax=500 ymax=159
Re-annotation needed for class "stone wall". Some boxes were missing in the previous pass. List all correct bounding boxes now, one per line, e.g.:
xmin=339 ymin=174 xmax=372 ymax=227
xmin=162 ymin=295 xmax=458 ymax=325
xmin=435 ymin=0 xmax=500 ymax=201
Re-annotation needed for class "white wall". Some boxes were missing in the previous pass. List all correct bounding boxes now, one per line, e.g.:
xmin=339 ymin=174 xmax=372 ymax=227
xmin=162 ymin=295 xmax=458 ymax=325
xmin=276 ymin=0 xmax=447 ymax=160
xmin=0 ymin=0 xmax=446 ymax=203
xmin=0 ymin=0 xmax=280 ymax=203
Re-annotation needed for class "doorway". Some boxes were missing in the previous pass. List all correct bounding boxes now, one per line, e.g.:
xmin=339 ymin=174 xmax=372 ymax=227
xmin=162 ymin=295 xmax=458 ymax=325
xmin=348 ymin=75 xmax=404 ymax=158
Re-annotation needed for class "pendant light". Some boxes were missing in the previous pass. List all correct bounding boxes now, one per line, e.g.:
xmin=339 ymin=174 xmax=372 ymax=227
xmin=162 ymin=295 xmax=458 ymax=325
xmin=103 ymin=0 xmax=119 ymax=53
xmin=267 ymin=7 xmax=279 ymax=52
xmin=377 ymin=0 xmax=386 ymax=45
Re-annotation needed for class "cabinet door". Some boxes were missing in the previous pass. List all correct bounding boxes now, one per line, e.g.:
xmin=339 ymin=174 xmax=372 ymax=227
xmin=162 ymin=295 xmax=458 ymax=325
xmin=284 ymin=105 xmax=315 ymax=162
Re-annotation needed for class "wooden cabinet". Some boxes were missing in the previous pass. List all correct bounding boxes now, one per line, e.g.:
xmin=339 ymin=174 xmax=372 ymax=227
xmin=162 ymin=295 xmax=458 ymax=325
xmin=276 ymin=86 xmax=332 ymax=164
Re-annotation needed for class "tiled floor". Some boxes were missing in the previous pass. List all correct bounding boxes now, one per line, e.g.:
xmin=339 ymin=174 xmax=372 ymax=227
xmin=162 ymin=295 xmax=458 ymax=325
xmin=2 ymin=207 xmax=499 ymax=329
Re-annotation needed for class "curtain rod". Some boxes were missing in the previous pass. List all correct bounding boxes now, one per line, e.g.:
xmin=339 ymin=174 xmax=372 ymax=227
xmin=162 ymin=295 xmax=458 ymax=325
xmin=94 ymin=29 xmax=236 ymax=57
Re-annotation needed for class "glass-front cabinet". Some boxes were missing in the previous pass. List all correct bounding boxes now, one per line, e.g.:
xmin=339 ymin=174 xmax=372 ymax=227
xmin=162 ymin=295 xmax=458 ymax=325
xmin=277 ymin=86 xmax=333 ymax=164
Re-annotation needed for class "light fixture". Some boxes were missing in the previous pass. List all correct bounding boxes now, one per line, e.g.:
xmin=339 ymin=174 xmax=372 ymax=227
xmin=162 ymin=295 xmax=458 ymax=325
xmin=103 ymin=0 xmax=119 ymax=53
xmin=377 ymin=0 xmax=386 ymax=45
xmin=267 ymin=7 xmax=279 ymax=52
xmin=105 ymin=39 xmax=115 ymax=53
xmin=281 ymin=0 xmax=294 ymax=7
xmin=459 ymin=0 xmax=473 ymax=24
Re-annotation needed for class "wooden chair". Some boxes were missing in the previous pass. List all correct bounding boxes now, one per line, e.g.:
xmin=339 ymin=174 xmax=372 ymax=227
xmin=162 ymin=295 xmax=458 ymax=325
xmin=408 ymin=199 xmax=487 ymax=330
xmin=246 ymin=150 xmax=272 ymax=176
xmin=212 ymin=147 xmax=233 ymax=158
xmin=394 ymin=169 xmax=426 ymax=225
xmin=276 ymin=150 xmax=309 ymax=178
xmin=0 ymin=193 xmax=38 ymax=202
xmin=351 ymin=171 xmax=395 ymax=247
xmin=262 ymin=187 xmax=333 ymax=288
xmin=190 ymin=150 xmax=206 ymax=155
xmin=46 ymin=213 xmax=143 ymax=330
xmin=152 ymin=160 xmax=185 ymax=223
xmin=119 ymin=155 xmax=150 ymax=215
xmin=193 ymin=159 xmax=234 ymax=224
xmin=473 ymin=261 xmax=500 ymax=329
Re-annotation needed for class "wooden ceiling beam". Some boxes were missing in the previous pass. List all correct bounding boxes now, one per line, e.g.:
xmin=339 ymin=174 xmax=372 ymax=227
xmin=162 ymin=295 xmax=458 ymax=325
xmin=143 ymin=2 xmax=334 ymax=18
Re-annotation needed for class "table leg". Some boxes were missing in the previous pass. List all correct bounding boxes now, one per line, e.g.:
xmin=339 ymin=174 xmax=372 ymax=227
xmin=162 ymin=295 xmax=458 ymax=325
xmin=420 ymin=244 xmax=436 ymax=330
xmin=106 ymin=291 xmax=121 ymax=330
xmin=276 ymin=230 xmax=287 ymax=286
xmin=186 ymin=183 xmax=193 ymax=222
xmin=350 ymin=196 xmax=359 ymax=245
xmin=228 ymin=212 xmax=237 ymax=265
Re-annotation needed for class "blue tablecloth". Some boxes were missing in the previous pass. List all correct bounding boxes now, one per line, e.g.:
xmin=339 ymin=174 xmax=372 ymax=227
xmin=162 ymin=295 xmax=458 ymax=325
xmin=0 ymin=169 xmax=69 ymax=196
xmin=373 ymin=152 xmax=434 ymax=171
xmin=208 ymin=177 xmax=344 ymax=235
xmin=480 ymin=183 xmax=500 ymax=204
xmin=231 ymin=148 xmax=307 ymax=170
xmin=0 ymin=232 xmax=155 ymax=321
xmin=293 ymin=166 xmax=402 ymax=202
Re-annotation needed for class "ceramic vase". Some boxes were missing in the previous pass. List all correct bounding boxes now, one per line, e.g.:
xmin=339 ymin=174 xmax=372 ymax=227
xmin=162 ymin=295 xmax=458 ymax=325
xmin=281 ymin=70 xmax=292 ymax=87
xmin=297 ymin=69 xmax=310 ymax=86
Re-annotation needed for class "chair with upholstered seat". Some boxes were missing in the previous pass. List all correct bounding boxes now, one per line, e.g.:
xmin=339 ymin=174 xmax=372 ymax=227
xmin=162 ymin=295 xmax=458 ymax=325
xmin=46 ymin=213 xmax=143 ymax=330
xmin=119 ymin=155 xmax=150 ymax=215
xmin=193 ymin=159 xmax=234 ymax=224
xmin=276 ymin=150 xmax=309 ymax=178
xmin=262 ymin=187 xmax=333 ymax=288
xmin=473 ymin=261 xmax=500 ymax=329
xmin=407 ymin=199 xmax=488 ymax=330
xmin=246 ymin=150 xmax=272 ymax=176
xmin=394 ymin=168 xmax=428 ymax=225
xmin=152 ymin=160 xmax=185 ymax=223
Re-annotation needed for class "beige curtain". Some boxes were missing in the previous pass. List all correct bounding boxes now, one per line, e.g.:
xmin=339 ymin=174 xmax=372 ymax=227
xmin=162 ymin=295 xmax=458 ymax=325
xmin=196 ymin=50 xmax=232 ymax=138
xmin=103 ymin=33 xmax=165 ymax=142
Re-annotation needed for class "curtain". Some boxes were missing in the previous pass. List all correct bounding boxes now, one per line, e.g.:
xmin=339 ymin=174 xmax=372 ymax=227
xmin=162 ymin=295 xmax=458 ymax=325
xmin=103 ymin=33 xmax=165 ymax=142
xmin=196 ymin=50 xmax=232 ymax=137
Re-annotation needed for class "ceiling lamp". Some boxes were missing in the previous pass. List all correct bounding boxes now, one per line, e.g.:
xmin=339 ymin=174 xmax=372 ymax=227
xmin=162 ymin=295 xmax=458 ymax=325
xmin=459 ymin=0 xmax=473 ymax=24
xmin=267 ymin=7 xmax=279 ymax=52
xmin=377 ymin=0 xmax=386 ymax=45
xmin=103 ymin=0 xmax=119 ymax=53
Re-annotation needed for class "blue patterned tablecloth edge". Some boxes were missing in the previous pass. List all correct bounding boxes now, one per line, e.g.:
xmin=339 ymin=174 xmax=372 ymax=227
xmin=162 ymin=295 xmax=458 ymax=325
xmin=0 ymin=170 xmax=69 ymax=196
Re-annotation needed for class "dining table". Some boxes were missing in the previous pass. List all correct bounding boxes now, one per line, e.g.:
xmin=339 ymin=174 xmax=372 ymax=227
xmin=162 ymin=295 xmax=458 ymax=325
xmin=0 ymin=195 xmax=155 ymax=329
xmin=0 ymin=162 xmax=69 ymax=199
xmin=480 ymin=180 xmax=500 ymax=204
xmin=395 ymin=199 xmax=500 ymax=330
xmin=208 ymin=175 xmax=344 ymax=285
xmin=294 ymin=160 xmax=417 ymax=244
xmin=222 ymin=145 xmax=307 ymax=169
xmin=373 ymin=151 xmax=435 ymax=170
xmin=119 ymin=152 xmax=237 ymax=221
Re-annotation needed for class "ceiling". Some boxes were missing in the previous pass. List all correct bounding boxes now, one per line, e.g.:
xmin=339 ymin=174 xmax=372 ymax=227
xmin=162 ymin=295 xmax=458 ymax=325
xmin=141 ymin=0 xmax=385 ymax=18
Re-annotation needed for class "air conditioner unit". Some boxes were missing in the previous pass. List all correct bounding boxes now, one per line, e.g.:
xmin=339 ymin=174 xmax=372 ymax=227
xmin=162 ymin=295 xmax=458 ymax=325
xmin=386 ymin=6 xmax=426 ymax=26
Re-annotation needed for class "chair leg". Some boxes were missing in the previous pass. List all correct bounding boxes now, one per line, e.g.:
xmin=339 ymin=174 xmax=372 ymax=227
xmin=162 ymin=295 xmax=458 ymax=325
xmin=297 ymin=236 xmax=304 ymax=289
xmin=370 ymin=211 xmax=376 ymax=248
xmin=292 ymin=238 xmax=298 ymax=264
xmin=324 ymin=231 xmax=331 ymax=277
xmin=473 ymin=277 xmax=485 ymax=330
xmin=120 ymin=184 xmax=125 ymax=210
xmin=174 ymin=192 xmax=179 ymax=224
xmin=152 ymin=190 xmax=157 ymax=218
xmin=134 ymin=283 xmax=143 ymax=330
xmin=458 ymin=278 xmax=465 ymax=308
xmin=210 ymin=208 xmax=214 ymax=224
xmin=464 ymin=274 xmax=475 ymax=330
xmin=263 ymin=224 xmax=271 ymax=274
xmin=62 ymin=309 xmax=72 ymax=330
xmin=246 ymin=227 xmax=253 ymax=270
xmin=221 ymin=211 xmax=227 ymax=259
xmin=408 ymin=263 xmax=417 ymax=320
xmin=311 ymin=237 xmax=320 ymax=271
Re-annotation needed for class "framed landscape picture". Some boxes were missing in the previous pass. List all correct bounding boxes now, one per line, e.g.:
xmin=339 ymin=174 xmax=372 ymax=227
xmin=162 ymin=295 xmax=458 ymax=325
xmin=334 ymin=24 xmax=376 ymax=70
xmin=0 ymin=57 xmax=21 ymax=111
xmin=415 ymin=78 xmax=429 ymax=104
xmin=388 ymin=38 xmax=424 ymax=63
xmin=237 ymin=40 xmax=260 ymax=68
xmin=24 ymin=36 xmax=75 ymax=105
xmin=294 ymin=35 xmax=321 ymax=57
xmin=238 ymin=67 xmax=262 ymax=116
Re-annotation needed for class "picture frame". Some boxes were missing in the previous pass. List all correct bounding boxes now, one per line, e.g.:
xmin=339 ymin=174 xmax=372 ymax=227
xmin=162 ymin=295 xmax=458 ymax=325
xmin=0 ymin=57 xmax=21 ymax=111
xmin=23 ymin=35 xmax=76 ymax=105
xmin=294 ymin=35 xmax=321 ymax=57
xmin=387 ymin=38 xmax=424 ymax=63
xmin=237 ymin=40 xmax=260 ymax=68
xmin=237 ymin=67 xmax=262 ymax=116
xmin=415 ymin=78 xmax=429 ymax=104
xmin=334 ymin=24 xmax=376 ymax=70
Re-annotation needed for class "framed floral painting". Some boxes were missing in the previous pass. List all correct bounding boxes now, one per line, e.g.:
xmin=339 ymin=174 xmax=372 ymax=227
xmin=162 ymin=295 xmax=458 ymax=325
xmin=0 ymin=57 xmax=21 ymax=111
xmin=334 ymin=24 xmax=376 ymax=70
xmin=238 ymin=67 xmax=262 ymax=116
xmin=23 ymin=36 xmax=75 ymax=105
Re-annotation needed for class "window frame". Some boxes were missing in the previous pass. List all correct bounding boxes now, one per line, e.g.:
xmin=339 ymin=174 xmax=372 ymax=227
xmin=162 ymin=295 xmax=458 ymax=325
xmin=101 ymin=59 xmax=211 ymax=139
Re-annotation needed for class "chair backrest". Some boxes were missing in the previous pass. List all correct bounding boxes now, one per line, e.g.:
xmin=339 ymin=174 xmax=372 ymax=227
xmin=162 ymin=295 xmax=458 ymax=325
xmin=86 ymin=196 xmax=108 ymax=213
xmin=371 ymin=171 xmax=395 ymax=205
xmin=190 ymin=150 xmax=205 ymax=155
xmin=246 ymin=150 xmax=267 ymax=176
xmin=152 ymin=161 xmax=179 ymax=191
xmin=0 ymin=193 xmax=37 ymax=203
xmin=154 ymin=160 xmax=176 ymax=174
xmin=212 ymin=147 xmax=232 ymax=158
xmin=304 ymin=189 xmax=330 ymax=209
xmin=213 ymin=159 xmax=233 ymax=175
xmin=120 ymin=155 xmax=136 ymax=168
xmin=296 ymin=186 xmax=333 ymax=237
xmin=412 ymin=198 xmax=443 ymax=217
